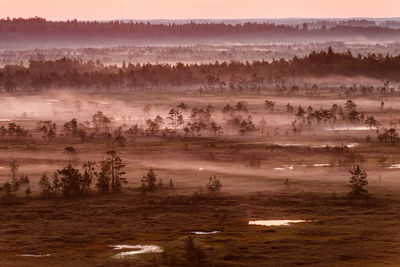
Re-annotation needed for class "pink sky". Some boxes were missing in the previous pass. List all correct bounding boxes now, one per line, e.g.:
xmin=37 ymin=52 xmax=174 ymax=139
xmin=1 ymin=0 xmax=399 ymax=20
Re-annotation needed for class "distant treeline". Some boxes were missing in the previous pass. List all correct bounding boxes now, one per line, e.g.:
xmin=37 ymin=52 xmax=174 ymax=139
xmin=1 ymin=17 xmax=400 ymax=47
xmin=1 ymin=48 xmax=400 ymax=92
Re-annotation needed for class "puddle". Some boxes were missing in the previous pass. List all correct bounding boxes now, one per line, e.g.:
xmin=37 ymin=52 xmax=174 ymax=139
xmin=249 ymin=220 xmax=310 ymax=227
xmin=100 ymin=101 xmax=110 ymax=105
xmin=0 ymin=118 xmax=33 ymax=122
xmin=325 ymin=126 xmax=370 ymax=131
xmin=274 ymin=143 xmax=302 ymax=147
xmin=312 ymin=164 xmax=331 ymax=167
xmin=46 ymin=99 xmax=60 ymax=102
xmin=111 ymin=245 xmax=163 ymax=259
xmin=276 ymin=143 xmax=358 ymax=148
xmin=274 ymin=165 xmax=294 ymax=171
xmin=18 ymin=254 xmax=51 ymax=257
xmin=311 ymin=145 xmax=329 ymax=148
xmin=388 ymin=164 xmax=400 ymax=169
xmin=192 ymin=231 xmax=219 ymax=235
xmin=198 ymin=167 xmax=204 ymax=171
xmin=346 ymin=143 xmax=358 ymax=148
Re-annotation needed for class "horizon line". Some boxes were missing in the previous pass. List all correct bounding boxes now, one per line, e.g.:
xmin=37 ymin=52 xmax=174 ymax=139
xmin=2 ymin=16 xmax=400 ymax=22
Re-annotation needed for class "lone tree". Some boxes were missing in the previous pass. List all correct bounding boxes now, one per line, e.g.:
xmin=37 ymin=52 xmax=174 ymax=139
xmin=141 ymin=168 xmax=157 ymax=192
xmin=206 ymin=175 xmax=222 ymax=193
xmin=348 ymin=165 xmax=368 ymax=197
xmin=107 ymin=150 xmax=127 ymax=193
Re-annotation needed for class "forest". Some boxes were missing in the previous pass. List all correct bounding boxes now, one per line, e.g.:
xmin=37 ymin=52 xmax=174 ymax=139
xmin=1 ymin=48 xmax=400 ymax=92
xmin=1 ymin=17 xmax=400 ymax=48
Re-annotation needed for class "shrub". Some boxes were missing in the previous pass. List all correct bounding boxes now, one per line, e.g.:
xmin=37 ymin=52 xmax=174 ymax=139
xmin=348 ymin=165 xmax=368 ymax=198
xmin=58 ymin=164 xmax=84 ymax=196
xmin=1 ymin=174 xmax=30 ymax=197
xmin=206 ymin=175 xmax=222 ymax=193
xmin=141 ymin=168 xmax=157 ymax=192
xmin=39 ymin=173 xmax=52 ymax=194
xmin=377 ymin=128 xmax=400 ymax=144
xmin=65 ymin=146 xmax=76 ymax=153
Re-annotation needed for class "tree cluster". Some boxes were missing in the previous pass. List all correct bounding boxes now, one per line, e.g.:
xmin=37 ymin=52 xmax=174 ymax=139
xmin=3 ymin=49 xmax=400 ymax=93
xmin=39 ymin=150 xmax=126 ymax=197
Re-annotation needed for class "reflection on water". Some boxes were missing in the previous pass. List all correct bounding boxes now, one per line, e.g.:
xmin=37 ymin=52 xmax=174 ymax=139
xmin=249 ymin=220 xmax=309 ymax=227
xmin=275 ymin=143 xmax=358 ymax=148
xmin=111 ymin=245 xmax=163 ymax=259
xmin=274 ymin=143 xmax=302 ymax=147
xmin=346 ymin=143 xmax=359 ymax=148
xmin=325 ymin=126 xmax=370 ymax=131
xmin=312 ymin=163 xmax=331 ymax=167
xmin=192 ymin=231 xmax=219 ymax=235
xmin=18 ymin=254 xmax=51 ymax=257
xmin=274 ymin=165 xmax=294 ymax=171
xmin=388 ymin=164 xmax=400 ymax=169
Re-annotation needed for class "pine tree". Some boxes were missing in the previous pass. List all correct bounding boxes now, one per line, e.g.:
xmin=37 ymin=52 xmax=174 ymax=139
xmin=96 ymin=160 xmax=111 ymax=193
xmin=107 ymin=150 xmax=127 ymax=192
xmin=141 ymin=168 xmax=157 ymax=192
xmin=348 ymin=165 xmax=368 ymax=197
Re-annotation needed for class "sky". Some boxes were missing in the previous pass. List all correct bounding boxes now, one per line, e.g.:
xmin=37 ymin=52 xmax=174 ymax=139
xmin=1 ymin=0 xmax=400 ymax=21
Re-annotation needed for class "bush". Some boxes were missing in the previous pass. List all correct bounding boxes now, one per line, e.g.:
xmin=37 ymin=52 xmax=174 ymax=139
xmin=58 ymin=164 xmax=84 ymax=196
xmin=377 ymin=128 xmax=400 ymax=144
xmin=141 ymin=168 xmax=157 ymax=192
xmin=1 ymin=161 xmax=30 ymax=197
xmin=206 ymin=175 xmax=222 ymax=193
xmin=39 ymin=173 xmax=52 ymax=194
xmin=65 ymin=146 xmax=76 ymax=153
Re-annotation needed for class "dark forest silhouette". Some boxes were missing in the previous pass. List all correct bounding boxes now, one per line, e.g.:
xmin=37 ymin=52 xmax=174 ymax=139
xmin=1 ymin=48 xmax=400 ymax=92
xmin=1 ymin=17 xmax=400 ymax=47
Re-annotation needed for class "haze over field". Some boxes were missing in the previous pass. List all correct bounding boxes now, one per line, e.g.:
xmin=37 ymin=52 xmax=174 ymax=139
xmin=1 ymin=1 xmax=400 ymax=266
